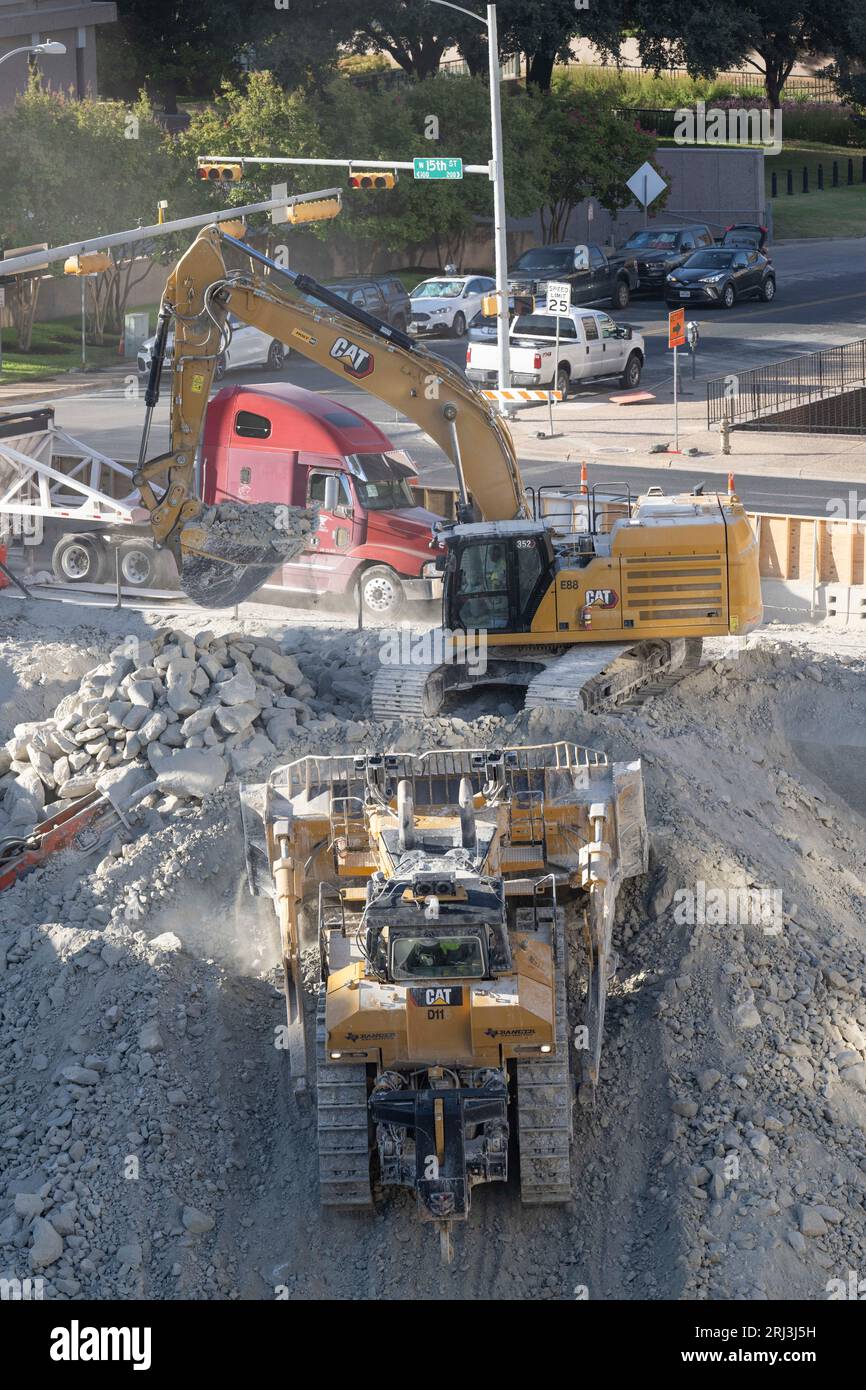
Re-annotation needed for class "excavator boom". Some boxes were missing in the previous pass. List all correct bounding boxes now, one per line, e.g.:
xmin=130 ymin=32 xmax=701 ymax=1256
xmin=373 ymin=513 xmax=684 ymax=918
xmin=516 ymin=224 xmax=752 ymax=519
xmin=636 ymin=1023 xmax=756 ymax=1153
xmin=135 ymin=227 xmax=527 ymax=605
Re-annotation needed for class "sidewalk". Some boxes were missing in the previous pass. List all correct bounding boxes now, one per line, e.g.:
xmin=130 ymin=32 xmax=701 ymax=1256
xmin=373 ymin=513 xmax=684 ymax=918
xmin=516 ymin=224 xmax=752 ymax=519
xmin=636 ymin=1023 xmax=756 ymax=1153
xmin=506 ymin=384 xmax=865 ymax=483
xmin=0 ymin=363 xmax=131 ymax=406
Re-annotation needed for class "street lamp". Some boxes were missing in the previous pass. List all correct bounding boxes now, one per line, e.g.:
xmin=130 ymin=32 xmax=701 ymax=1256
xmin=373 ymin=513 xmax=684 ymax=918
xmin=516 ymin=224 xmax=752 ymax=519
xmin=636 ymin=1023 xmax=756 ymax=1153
xmin=0 ymin=40 xmax=67 ymax=67
xmin=428 ymin=1 xmax=510 ymax=399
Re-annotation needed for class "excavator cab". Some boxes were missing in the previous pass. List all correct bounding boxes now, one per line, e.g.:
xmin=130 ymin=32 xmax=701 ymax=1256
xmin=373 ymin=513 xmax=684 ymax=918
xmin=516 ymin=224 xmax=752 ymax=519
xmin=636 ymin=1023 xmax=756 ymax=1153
xmin=444 ymin=523 xmax=556 ymax=634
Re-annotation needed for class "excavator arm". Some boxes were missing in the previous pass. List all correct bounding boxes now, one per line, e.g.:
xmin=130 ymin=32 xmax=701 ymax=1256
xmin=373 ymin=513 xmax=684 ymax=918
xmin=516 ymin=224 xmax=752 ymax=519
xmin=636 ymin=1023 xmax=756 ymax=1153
xmin=135 ymin=226 xmax=527 ymax=606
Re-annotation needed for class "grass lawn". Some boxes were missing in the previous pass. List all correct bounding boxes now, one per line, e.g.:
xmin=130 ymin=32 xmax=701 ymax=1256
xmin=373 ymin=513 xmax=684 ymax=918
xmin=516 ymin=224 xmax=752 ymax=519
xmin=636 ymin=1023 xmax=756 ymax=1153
xmin=770 ymin=181 xmax=866 ymax=238
xmin=768 ymin=143 xmax=866 ymax=193
xmin=0 ymin=314 xmax=127 ymax=383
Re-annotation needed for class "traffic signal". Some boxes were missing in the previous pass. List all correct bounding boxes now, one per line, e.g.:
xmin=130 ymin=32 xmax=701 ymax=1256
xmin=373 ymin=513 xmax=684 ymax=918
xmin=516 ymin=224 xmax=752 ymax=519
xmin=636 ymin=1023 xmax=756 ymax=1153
xmin=348 ymin=171 xmax=397 ymax=189
xmin=63 ymin=252 xmax=113 ymax=276
xmin=197 ymin=161 xmax=243 ymax=183
xmin=285 ymin=196 xmax=342 ymax=224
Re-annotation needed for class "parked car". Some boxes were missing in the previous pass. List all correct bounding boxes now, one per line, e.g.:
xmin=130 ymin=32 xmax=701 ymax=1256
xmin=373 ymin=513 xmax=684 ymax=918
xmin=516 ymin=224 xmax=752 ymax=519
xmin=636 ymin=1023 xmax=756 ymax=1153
xmin=408 ymin=273 xmax=496 ymax=338
xmin=466 ymin=306 xmax=645 ymax=396
xmin=621 ymin=224 xmax=715 ymax=293
xmin=718 ymin=223 xmax=770 ymax=253
xmin=665 ymin=247 xmax=776 ymax=307
xmin=137 ymin=314 xmax=290 ymax=379
xmin=466 ymin=292 xmax=533 ymax=342
xmin=323 ymin=274 xmax=412 ymax=331
xmin=508 ymin=243 xmax=637 ymax=311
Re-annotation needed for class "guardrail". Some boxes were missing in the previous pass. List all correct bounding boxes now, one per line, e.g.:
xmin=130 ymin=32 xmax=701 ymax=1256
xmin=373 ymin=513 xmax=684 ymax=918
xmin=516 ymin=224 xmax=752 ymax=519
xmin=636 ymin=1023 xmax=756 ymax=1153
xmin=707 ymin=339 xmax=866 ymax=434
xmin=411 ymin=482 xmax=866 ymax=590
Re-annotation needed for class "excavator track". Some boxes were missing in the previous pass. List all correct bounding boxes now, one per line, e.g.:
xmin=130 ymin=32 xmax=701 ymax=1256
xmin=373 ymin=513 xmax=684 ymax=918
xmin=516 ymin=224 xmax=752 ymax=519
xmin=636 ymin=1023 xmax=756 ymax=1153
xmin=371 ymin=663 xmax=442 ymax=719
xmin=516 ymin=908 xmax=573 ymax=1205
xmin=525 ymin=638 xmax=703 ymax=714
xmin=315 ymin=987 xmax=373 ymax=1209
xmin=371 ymin=639 xmax=703 ymax=721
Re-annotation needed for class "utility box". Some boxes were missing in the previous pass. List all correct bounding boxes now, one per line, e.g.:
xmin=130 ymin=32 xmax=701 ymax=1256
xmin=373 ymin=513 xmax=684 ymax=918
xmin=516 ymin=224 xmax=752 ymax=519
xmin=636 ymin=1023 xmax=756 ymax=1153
xmin=123 ymin=311 xmax=150 ymax=359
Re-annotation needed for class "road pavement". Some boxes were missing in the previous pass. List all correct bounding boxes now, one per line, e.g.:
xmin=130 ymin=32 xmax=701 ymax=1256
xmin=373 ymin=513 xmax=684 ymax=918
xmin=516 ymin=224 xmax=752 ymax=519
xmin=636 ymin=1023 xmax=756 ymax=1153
xmin=4 ymin=237 xmax=864 ymax=517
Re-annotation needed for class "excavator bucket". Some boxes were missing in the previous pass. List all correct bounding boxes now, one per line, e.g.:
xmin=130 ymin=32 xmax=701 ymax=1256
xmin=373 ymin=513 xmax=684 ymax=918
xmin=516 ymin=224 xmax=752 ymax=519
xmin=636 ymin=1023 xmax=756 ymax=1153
xmin=177 ymin=501 xmax=315 ymax=608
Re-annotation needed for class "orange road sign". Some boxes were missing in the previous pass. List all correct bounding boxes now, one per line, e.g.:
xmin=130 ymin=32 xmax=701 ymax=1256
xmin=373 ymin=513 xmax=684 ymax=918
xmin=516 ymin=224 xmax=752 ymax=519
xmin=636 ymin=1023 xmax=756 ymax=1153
xmin=668 ymin=308 xmax=686 ymax=348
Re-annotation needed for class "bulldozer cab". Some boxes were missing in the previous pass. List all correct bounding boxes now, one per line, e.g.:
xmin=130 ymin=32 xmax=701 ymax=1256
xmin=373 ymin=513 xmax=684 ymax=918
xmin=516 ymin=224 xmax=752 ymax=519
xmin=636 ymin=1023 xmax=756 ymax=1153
xmin=444 ymin=523 xmax=555 ymax=633
xmin=382 ymin=926 xmax=488 ymax=980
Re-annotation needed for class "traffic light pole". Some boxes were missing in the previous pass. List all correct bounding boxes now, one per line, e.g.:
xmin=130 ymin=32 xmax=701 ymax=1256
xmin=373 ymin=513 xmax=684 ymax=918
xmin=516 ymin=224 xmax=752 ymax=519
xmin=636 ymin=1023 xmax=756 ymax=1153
xmin=0 ymin=187 xmax=341 ymax=278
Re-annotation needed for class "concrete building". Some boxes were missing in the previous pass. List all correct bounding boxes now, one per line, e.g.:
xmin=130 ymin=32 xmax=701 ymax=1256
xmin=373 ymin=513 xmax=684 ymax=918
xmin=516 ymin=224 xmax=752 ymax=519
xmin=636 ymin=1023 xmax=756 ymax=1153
xmin=0 ymin=1 xmax=117 ymax=109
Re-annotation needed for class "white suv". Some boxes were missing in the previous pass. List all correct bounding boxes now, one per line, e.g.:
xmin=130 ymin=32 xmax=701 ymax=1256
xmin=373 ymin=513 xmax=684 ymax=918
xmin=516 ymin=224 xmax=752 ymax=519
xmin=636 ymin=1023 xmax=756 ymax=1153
xmin=137 ymin=314 xmax=290 ymax=378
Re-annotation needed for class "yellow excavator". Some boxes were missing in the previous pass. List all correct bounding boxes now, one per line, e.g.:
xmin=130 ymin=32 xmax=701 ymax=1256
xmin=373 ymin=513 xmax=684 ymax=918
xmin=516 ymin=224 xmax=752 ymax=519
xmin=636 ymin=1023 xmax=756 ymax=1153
xmin=241 ymin=740 xmax=648 ymax=1259
xmin=138 ymin=226 xmax=762 ymax=710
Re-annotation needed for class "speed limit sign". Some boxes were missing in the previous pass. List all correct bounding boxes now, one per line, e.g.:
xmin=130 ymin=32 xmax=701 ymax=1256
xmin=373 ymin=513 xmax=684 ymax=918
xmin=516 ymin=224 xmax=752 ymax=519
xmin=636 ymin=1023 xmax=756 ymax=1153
xmin=545 ymin=281 xmax=571 ymax=315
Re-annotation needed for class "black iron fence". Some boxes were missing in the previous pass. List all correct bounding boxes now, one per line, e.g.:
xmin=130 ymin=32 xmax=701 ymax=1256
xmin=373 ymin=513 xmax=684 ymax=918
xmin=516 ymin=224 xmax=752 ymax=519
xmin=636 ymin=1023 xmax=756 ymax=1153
xmin=351 ymin=60 xmax=840 ymax=102
xmin=707 ymin=339 xmax=866 ymax=434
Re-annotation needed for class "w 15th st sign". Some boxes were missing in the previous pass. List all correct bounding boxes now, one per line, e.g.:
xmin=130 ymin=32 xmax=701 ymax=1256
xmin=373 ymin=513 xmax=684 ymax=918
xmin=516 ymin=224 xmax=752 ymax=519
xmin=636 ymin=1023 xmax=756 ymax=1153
xmin=413 ymin=157 xmax=463 ymax=180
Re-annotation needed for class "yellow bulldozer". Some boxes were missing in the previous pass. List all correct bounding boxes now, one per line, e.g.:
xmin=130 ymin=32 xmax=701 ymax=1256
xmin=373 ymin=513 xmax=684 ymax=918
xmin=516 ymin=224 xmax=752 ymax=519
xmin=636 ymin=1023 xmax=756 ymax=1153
xmin=136 ymin=226 xmax=763 ymax=714
xmin=241 ymin=741 xmax=648 ymax=1259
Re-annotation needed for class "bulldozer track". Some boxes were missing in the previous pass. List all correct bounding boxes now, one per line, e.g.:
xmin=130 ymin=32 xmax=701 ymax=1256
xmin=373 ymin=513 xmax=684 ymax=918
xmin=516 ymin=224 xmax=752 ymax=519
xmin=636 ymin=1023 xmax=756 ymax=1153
xmin=370 ymin=663 xmax=441 ymax=719
xmin=315 ymin=987 xmax=373 ymax=1209
xmin=516 ymin=908 xmax=573 ymax=1205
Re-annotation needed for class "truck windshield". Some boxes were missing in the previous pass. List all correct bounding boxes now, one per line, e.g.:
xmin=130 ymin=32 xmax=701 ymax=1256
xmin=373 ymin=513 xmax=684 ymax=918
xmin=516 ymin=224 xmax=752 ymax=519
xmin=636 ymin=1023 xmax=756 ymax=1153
xmin=352 ymin=452 xmax=417 ymax=509
xmin=391 ymin=933 xmax=485 ymax=979
xmin=513 ymin=314 xmax=568 ymax=337
xmin=624 ymin=231 xmax=678 ymax=249
xmin=512 ymin=249 xmax=574 ymax=274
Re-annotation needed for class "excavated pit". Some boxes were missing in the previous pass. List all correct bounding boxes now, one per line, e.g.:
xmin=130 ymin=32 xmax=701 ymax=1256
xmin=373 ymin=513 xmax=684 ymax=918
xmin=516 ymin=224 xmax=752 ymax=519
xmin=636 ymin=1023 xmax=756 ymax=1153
xmin=1 ymin=597 xmax=865 ymax=1301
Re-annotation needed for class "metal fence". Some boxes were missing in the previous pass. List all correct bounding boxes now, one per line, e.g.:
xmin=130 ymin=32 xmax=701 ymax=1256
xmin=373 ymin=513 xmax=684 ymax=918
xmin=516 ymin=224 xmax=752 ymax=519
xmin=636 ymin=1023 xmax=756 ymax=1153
xmin=351 ymin=60 xmax=839 ymax=101
xmin=707 ymin=339 xmax=866 ymax=434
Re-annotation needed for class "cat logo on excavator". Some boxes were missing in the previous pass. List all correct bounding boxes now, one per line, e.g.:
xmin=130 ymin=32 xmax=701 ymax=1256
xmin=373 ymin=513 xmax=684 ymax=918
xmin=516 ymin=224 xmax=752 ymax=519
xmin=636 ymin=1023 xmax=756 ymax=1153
xmin=329 ymin=336 xmax=374 ymax=378
xmin=585 ymin=588 xmax=618 ymax=607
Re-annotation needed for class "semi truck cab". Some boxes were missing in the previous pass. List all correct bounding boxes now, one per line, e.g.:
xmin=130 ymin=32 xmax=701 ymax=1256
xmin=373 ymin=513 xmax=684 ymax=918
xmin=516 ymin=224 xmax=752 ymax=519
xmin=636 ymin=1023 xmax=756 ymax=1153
xmin=201 ymin=383 xmax=443 ymax=615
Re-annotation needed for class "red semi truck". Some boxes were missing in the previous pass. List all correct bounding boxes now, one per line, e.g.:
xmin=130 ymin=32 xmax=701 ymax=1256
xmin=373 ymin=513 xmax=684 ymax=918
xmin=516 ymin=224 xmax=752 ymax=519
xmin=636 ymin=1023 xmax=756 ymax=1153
xmin=201 ymin=383 xmax=443 ymax=615
xmin=2 ymin=386 xmax=443 ymax=616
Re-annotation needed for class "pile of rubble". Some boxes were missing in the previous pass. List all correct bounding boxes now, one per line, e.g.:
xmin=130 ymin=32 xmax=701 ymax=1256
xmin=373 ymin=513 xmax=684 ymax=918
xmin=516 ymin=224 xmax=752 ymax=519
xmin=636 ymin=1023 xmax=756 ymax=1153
xmin=0 ymin=628 xmax=322 ymax=828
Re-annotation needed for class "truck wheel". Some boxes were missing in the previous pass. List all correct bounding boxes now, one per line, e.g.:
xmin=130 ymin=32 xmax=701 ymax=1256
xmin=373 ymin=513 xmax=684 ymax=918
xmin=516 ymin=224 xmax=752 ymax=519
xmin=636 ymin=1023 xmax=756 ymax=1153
xmin=358 ymin=566 xmax=405 ymax=619
xmin=555 ymin=366 xmax=570 ymax=401
xmin=52 ymin=534 xmax=105 ymax=585
xmin=452 ymin=312 xmax=466 ymax=338
xmin=611 ymin=280 xmax=630 ymax=310
xmin=114 ymin=540 xmax=165 ymax=588
xmin=620 ymin=352 xmax=642 ymax=389
xmin=267 ymin=340 xmax=286 ymax=370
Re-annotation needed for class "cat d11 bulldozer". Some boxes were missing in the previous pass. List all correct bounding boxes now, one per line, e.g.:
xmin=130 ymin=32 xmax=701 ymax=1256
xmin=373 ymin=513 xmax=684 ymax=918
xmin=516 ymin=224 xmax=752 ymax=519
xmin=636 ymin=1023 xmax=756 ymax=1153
xmin=241 ymin=741 xmax=647 ymax=1259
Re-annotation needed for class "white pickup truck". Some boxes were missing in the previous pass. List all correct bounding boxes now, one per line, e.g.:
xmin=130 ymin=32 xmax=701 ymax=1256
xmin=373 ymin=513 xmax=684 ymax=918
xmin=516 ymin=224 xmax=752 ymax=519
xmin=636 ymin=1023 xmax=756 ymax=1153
xmin=465 ymin=306 xmax=645 ymax=397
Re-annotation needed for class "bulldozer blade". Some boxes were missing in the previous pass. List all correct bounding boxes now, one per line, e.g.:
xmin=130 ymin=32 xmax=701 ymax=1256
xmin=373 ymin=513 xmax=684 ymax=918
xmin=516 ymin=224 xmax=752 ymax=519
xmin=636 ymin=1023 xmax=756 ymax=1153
xmin=284 ymin=962 xmax=308 ymax=1082
xmin=177 ymin=503 xmax=314 ymax=608
xmin=238 ymin=782 xmax=272 ymax=899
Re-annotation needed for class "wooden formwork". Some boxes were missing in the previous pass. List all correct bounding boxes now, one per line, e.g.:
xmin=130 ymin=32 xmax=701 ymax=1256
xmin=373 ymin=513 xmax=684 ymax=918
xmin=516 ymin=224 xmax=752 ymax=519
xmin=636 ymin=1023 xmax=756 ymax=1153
xmin=746 ymin=512 xmax=865 ymax=588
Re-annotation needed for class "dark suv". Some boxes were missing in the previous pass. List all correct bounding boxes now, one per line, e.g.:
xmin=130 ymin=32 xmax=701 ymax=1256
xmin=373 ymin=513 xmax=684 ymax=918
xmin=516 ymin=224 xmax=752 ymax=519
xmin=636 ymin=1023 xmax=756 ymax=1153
xmin=325 ymin=275 xmax=412 ymax=331
xmin=622 ymin=225 xmax=715 ymax=294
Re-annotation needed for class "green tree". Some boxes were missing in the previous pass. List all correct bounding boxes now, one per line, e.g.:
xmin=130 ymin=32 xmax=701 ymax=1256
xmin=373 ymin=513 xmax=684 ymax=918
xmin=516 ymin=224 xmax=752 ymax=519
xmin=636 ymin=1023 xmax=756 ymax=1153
xmin=588 ymin=1 xmax=866 ymax=108
xmin=0 ymin=81 xmax=203 ymax=344
xmin=182 ymin=71 xmax=551 ymax=271
xmin=97 ymin=0 xmax=243 ymax=112
xmin=538 ymin=86 xmax=663 ymax=241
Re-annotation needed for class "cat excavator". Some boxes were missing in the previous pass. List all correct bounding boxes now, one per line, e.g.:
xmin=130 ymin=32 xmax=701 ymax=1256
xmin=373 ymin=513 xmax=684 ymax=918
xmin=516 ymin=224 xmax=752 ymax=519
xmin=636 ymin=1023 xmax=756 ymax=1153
xmin=138 ymin=225 xmax=762 ymax=711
